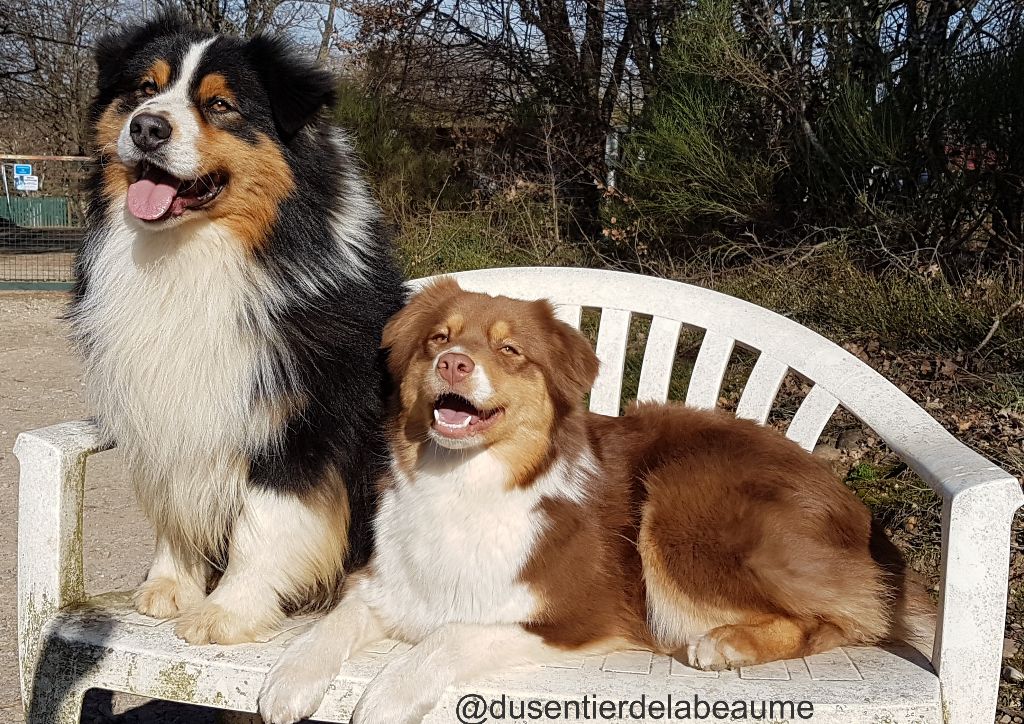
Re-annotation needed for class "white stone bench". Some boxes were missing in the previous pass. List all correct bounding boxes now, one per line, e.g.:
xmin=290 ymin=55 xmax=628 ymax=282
xmin=16 ymin=266 xmax=1023 ymax=723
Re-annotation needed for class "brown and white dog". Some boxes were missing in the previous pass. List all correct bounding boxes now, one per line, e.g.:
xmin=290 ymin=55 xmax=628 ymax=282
xmin=258 ymin=279 xmax=933 ymax=724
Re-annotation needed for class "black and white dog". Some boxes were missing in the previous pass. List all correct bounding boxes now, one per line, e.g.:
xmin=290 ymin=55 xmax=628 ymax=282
xmin=68 ymin=14 xmax=405 ymax=645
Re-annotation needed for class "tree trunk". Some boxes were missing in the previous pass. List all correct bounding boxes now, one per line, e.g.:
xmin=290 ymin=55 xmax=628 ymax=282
xmin=318 ymin=0 xmax=338 ymax=61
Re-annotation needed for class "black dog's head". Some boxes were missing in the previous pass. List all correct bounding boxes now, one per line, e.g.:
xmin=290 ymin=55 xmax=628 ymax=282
xmin=92 ymin=13 xmax=335 ymax=240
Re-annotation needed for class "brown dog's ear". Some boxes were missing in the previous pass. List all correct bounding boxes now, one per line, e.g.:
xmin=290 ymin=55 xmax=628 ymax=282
xmin=382 ymin=278 xmax=463 ymax=378
xmin=534 ymin=300 xmax=600 ymax=407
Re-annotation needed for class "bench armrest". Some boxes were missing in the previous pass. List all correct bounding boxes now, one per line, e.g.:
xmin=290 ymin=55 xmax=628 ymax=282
xmin=891 ymin=413 xmax=1022 ymax=501
xmin=930 ymin=459 xmax=1022 ymax=724
xmin=888 ymin=422 xmax=1022 ymax=723
xmin=14 ymin=420 xmax=112 ymax=702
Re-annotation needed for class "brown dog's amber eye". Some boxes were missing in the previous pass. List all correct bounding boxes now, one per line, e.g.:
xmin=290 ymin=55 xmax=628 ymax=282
xmin=501 ymin=344 xmax=520 ymax=355
xmin=430 ymin=332 xmax=449 ymax=343
xmin=140 ymin=80 xmax=158 ymax=96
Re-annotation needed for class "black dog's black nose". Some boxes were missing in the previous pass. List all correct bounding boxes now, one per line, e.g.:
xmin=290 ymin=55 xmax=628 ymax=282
xmin=130 ymin=113 xmax=172 ymax=152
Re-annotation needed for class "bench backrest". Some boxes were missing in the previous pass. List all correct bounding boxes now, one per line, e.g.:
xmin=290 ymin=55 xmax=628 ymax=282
xmin=410 ymin=267 xmax=965 ymax=485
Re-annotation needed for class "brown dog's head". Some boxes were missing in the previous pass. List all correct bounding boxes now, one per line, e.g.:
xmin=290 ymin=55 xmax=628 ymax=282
xmin=382 ymin=279 xmax=599 ymax=460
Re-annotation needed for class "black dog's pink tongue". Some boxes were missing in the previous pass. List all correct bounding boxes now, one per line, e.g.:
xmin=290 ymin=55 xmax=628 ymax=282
xmin=127 ymin=167 xmax=180 ymax=221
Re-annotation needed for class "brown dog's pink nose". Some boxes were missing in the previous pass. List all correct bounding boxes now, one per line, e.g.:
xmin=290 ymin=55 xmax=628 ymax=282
xmin=437 ymin=352 xmax=475 ymax=385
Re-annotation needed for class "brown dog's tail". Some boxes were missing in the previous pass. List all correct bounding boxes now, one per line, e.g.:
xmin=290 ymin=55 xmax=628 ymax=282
xmin=870 ymin=520 xmax=937 ymax=659
xmin=889 ymin=573 xmax=937 ymax=659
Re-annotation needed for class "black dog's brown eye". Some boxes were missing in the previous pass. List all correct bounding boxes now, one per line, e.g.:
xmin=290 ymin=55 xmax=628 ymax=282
xmin=208 ymin=98 xmax=233 ymax=114
xmin=430 ymin=332 xmax=449 ymax=343
xmin=140 ymin=80 xmax=158 ymax=96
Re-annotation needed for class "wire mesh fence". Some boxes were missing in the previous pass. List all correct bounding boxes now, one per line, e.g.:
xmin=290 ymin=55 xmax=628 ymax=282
xmin=0 ymin=155 xmax=91 ymax=285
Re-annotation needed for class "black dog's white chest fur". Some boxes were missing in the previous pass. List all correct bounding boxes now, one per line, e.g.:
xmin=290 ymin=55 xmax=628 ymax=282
xmin=73 ymin=218 xmax=280 ymax=549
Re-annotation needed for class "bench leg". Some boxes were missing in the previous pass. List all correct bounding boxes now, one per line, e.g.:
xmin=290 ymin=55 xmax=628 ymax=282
xmin=216 ymin=712 xmax=262 ymax=723
xmin=25 ymin=680 xmax=88 ymax=724
xmin=25 ymin=634 xmax=106 ymax=724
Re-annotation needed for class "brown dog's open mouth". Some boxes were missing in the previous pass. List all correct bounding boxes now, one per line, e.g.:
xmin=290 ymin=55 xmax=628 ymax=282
xmin=432 ymin=393 xmax=503 ymax=439
xmin=127 ymin=162 xmax=227 ymax=223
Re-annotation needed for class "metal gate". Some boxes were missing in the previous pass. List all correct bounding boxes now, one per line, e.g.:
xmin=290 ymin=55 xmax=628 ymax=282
xmin=1 ymin=155 xmax=91 ymax=287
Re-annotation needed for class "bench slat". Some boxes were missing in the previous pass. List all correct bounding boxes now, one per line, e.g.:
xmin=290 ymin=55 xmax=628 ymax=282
xmin=685 ymin=331 xmax=735 ymax=410
xmin=553 ymin=303 xmax=583 ymax=329
xmin=590 ymin=308 xmax=631 ymax=415
xmin=786 ymin=385 xmax=840 ymax=450
xmin=636 ymin=316 xmax=682 ymax=403
xmin=736 ymin=355 xmax=789 ymax=424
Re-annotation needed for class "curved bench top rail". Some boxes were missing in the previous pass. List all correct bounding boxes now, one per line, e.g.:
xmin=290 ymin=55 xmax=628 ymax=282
xmin=410 ymin=267 xmax=1018 ymax=500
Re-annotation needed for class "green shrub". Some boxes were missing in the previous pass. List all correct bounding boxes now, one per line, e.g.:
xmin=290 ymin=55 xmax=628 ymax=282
xmin=393 ymin=204 xmax=583 ymax=279
xmin=332 ymin=81 xmax=458 ymax=216
xmin=713 ymin=245 xmax=1024 ymax=358
xmin=620 ymin=2 xmax=778 ymax=233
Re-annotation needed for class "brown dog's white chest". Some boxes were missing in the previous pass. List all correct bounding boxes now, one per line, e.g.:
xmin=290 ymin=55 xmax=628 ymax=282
xmin=362 ymin=447 xmax=594 ymax=642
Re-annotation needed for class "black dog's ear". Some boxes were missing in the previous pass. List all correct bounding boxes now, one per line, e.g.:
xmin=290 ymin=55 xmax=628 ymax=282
xmin=245 ymin=34 xmax=336 ymax=140
xmin=94 ymin=12 xmax=191 ymax=95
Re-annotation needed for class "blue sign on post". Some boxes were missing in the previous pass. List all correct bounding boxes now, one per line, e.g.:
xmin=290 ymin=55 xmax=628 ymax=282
xmin=13 ymin=164 xmax=32 ymax=176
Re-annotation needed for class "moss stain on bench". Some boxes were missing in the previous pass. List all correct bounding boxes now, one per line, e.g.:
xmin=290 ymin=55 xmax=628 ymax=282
xmin=156 ymin=661 xmax=200 ymax=702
